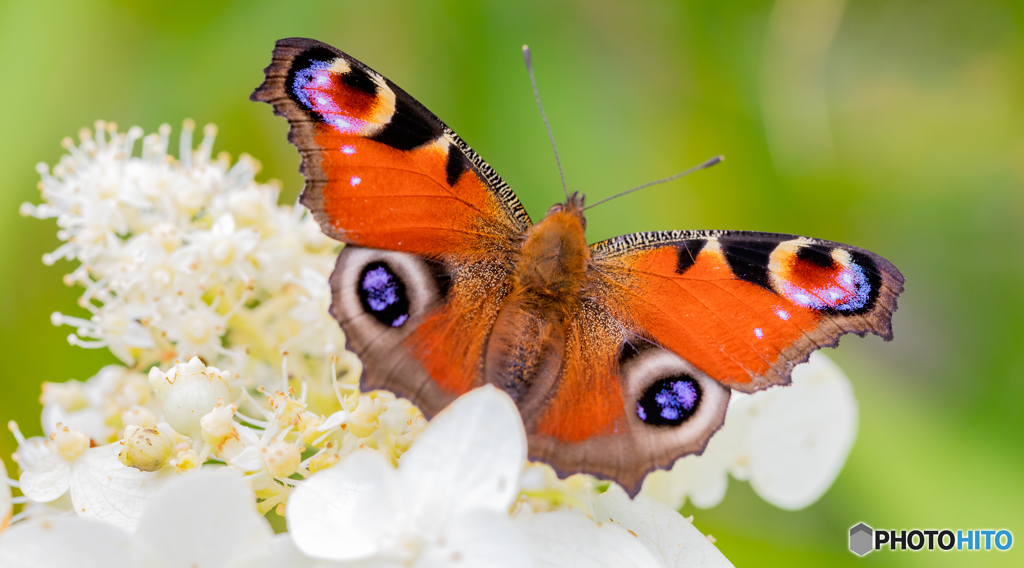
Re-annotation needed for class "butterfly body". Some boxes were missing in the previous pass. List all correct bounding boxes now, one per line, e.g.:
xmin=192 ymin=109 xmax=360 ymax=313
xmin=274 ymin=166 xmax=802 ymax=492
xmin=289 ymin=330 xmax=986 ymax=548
xmin=253 ymin=38 xmax=904 ymax=495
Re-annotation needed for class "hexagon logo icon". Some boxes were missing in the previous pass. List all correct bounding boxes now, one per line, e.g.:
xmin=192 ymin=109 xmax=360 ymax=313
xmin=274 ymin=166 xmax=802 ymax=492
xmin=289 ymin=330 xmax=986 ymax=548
xmin=849 ymin=523 xmax=873 ymax=556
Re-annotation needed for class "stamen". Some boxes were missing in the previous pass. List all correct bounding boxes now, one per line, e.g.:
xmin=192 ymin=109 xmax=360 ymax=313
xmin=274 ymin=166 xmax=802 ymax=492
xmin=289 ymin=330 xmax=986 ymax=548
xmin=281 ymin=351 xmax=289 ymax=393
xmin=197 ymin=124 xmax=218 ymax=165
xmin=233 ymin=411 xmax=269 ymax=428
xmin=180 ymin=118 xmax=195 ymax=170
xmin=7 ymin=421 xmax=26 ymax=445
xmin=157 ymin=123 xmax=172 ymax=160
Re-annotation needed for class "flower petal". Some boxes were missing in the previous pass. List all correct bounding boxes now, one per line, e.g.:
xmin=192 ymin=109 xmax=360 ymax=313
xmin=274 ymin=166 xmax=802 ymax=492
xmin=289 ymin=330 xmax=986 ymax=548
xmin=288 ymin=450 xmax=400 ymax=562
xmin=68 ymin=443 xmax=171 ymax=531
xmin=19 ymin=455 xmax=72 ymax=503
xmin=243 ymin=535 xmax=319 ymax=568
xmin=516 ymin=510 xmax=660 ymax=568
xmin=0 ymin=517 xmax=134 ymax=568
xmin=418 ymin=511 xmax=531 ymax=568
xmin=134 ymin=468 xmax=273 ymax=567
xmin=741 ymin=352 xmax=858 ymax=510
xmin=400 ymin=386 xmax=525 ymax=526
xmin=594 ymin=486 xmax=733 ymax=568
xmin=247 ymin=535 xmax=388 ymax=568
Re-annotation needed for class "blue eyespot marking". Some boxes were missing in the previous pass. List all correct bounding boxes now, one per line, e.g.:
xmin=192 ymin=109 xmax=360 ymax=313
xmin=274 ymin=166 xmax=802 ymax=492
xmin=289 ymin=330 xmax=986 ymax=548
xmin=358 ymin=262 xmax=410 ymax=328
xmin=636 ymin=376 xmax=702 ymax=426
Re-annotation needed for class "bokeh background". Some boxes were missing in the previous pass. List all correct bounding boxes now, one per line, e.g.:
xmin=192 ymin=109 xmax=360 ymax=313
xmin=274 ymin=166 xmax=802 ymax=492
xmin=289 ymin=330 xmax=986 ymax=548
xmin=1 ymin=0 xmax=1021 ymax=565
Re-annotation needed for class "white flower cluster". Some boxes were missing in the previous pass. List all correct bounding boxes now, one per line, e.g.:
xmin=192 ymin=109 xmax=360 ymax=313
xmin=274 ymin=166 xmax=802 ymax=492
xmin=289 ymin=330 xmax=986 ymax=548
xmin=20 ymin=120 xmax=344 ymax=410
xmin=0 ymin=121 xmax=860 ymax=566
xmin=0 ymin=387 xmax=734 ymax=568
xmin=9 ymin=354 xmax=422 ymax=530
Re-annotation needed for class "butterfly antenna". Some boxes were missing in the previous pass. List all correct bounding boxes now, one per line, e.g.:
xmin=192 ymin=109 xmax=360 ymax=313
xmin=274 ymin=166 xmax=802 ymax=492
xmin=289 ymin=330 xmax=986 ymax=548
xmin=523 ymin=45 xmax=569 ymax=201
xmin=582 ymin=155 xmax=724 ymax=211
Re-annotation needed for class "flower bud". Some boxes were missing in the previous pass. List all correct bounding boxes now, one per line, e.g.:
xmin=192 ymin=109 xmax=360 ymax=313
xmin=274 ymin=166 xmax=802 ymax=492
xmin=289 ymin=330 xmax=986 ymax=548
xmin=51 ymin=424 xmax=90 ymax=461
xmin=149 ymin=357 xmax=231 ymax=439
xmin=119 ymin=425 xmax=174 ymax=472
xmin=262 ymin=441 xmax=302 ymax=479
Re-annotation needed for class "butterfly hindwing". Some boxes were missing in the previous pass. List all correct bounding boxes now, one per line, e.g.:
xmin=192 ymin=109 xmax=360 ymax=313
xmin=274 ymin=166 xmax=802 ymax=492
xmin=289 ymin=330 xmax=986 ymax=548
xmin=329 ymin=246 xmax=513 ymax=418
xmin=589 ymin=230 xmax=904 ymax=392
xmin=520 ymin=298 xmax=732 ymax=496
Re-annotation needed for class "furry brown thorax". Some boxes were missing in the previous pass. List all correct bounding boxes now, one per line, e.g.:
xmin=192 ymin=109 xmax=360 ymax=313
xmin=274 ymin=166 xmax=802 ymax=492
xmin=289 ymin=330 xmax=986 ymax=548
xmin=513 ymin=193 xmax=590 ymax=305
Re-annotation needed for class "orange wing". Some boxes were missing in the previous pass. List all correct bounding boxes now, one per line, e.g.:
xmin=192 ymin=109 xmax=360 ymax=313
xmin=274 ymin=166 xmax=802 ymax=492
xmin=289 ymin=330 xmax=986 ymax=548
xmin=590 ymin=230 xmax=904 ymax=392
xmin=251 ymin=38 xmax=530 ymax=261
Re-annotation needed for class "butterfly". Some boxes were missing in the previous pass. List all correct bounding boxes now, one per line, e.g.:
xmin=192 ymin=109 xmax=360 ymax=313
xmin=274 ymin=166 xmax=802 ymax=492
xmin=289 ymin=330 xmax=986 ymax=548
xmin=252 ymin=37 xmax=904 ymax=496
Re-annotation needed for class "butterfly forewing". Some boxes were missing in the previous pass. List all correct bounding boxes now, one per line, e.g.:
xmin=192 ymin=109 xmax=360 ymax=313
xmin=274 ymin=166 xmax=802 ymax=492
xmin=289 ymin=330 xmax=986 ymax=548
xmin=590 ymin=230 xmax=904 ymax=392
xmin=251 ymin=37 xmax=531 ymax=260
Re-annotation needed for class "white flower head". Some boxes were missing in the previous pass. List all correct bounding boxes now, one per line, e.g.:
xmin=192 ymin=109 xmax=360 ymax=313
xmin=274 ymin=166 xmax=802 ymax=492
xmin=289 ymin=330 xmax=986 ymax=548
xmin=287 ymin=385 xmax=530 ymax=567
xmin=28 ymin=122 xmax=348 ymax=400
xmin=641 ymin=352 xmax=858 ymax=511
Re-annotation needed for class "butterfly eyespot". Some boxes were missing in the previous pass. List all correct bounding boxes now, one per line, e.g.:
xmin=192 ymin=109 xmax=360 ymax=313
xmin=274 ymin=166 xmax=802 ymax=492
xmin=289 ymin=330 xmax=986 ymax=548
xmin=770 ymin=244 xmax=876 ymax=313
xmin=636 ymin=375 xmax=702 ymax=426
xmin=358 ymin=262 xmax=410 ymax=328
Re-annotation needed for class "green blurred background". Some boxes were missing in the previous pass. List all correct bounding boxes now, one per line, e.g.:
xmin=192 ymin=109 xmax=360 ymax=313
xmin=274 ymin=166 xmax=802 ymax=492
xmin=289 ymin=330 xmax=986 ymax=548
xmin=1 ymin=0 xmax=1021 ymax=565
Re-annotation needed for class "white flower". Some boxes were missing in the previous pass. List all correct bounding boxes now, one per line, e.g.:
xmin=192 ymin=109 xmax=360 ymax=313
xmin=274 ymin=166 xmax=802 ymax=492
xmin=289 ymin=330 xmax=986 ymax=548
xmin=0 ymin=516 xmax=135 ymax=568
xmin=185 ymin=213 xmax=260 ymax=285
xmin=0 ymin=469 xmax=274 ymax=567
xmin=514 ymin=483 xmax=733 ymax=568
xmin=641 ymin=352 xmax=858 ymax=511
xmin=40 ymin=365 xmax=150 ymax=444
xmin=40 ymin=381 xmax=107 ymax=443
xmin=287 ymin=385 xmax=531 ymax=567
xmin=18 ymin=432 xmax=171 ymax=531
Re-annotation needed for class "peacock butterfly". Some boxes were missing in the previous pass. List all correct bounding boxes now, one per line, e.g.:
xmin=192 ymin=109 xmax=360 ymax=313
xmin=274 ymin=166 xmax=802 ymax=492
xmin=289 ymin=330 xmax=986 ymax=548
xmin=251 ymin=38 xmax=903 ymax=496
